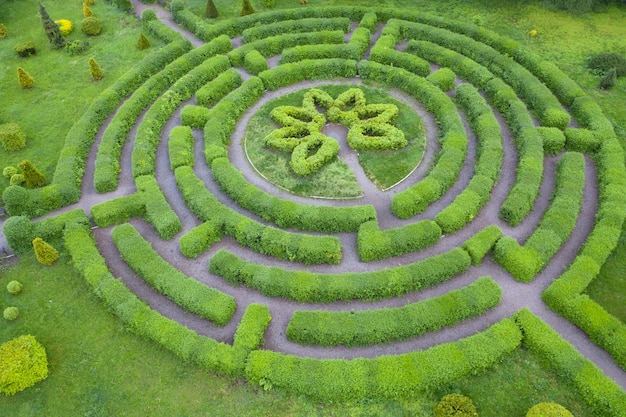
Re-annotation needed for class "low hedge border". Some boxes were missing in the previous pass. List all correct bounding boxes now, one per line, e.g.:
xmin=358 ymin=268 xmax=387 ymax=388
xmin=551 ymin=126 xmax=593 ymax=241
xmin=425 ymin=67 xmax=456 ymax=92
xmin=175 ymin=166 xmax=342 ymax=265
xmin=91 ymin=175 xmax=182 ymax=240
xmin=142 ymin=8 xmax=192 ymax=48
xmin=286 ymin=276 xmax=501 ymax=347
xmin=356 ymin=219 xmax=441 ymax=262
xmin=209 ymin=246 xmax=470 ymax=303
xmin=64 ymin=216 xmax=270 ymax=377
xmin=211 ymin=157 xmax=376 ymax=233
xmin=111 ymin=223 xmax=235 ymax=326
xmin=246 ymin=317 xmax=521 ymax=400
xmin=494 ymin=152 xmax=585 ymax=282
xmin=243 ymin=50 xmax=268 ymax=75
xmin=259 ymin=58 xmax=358 ymax=91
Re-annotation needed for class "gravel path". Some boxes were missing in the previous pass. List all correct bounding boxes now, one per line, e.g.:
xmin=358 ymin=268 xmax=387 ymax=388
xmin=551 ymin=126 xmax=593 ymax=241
xmin=2 ymin=0 xmax=623 ymax=391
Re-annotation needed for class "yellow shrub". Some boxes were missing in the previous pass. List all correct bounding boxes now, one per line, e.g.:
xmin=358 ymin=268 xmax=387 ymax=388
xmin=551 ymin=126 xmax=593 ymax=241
xmin=54 ymin=19 xmax=73 ymax=36
xmin=32 ymin=237 xmax=59 ymax=265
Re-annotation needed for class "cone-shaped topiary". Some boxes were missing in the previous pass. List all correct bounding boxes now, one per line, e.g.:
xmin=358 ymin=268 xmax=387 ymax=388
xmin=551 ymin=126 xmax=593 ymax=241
xmin=32 ymin=237 xmax=59 ymax=265
xmin=7 ymin=281 xmax=23 ymax=295
xmin=206 ymin=0 xmax=219 ymax=18
xmin=137 ymin=32 xmax=150 ymax=50
xmin=17 ymin=67 xmax=34 ymax=89
xmin=0 ymin=23 xmax=8 ymax=38
xmin=241 ymin=0 xmax=255 ymax=16
xmin=83 ymin=2 xmax=93 ymax=18
xmin=526 ymin=402 xmax=573 ymax=417
xmin=81 ymin=16 xmax=101 ymax=36
xmin=0 ymin=123 xmax=26 ymax=152
xmin=18 ymin=160 xmax=45 ymax=188
xmin=89 ymin=57 xmax=103 ymax=80
xmin=434 ymin=394 xmax=478 ymax=417
xmin=0 ymin=335 xmax=48 ymax=395
xmin=39 ymin=3 xmax=66 ymax=49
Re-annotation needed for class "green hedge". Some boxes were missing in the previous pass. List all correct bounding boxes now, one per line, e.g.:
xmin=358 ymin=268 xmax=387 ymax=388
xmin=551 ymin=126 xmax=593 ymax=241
xmin=356 ymin=219 xmax=441 ymax=262
xmin=515 ymin=309 xmax=626 ymax=417
xmin=244 ymin=50 xmax=268 ymax=75
xmin=91 ymin=175 xmax=182 ymax=240
xmin=175 ymin=166 xmax=342 ymax=264
xmin=181 ymin=105 xmax=211 ymax=129
xmin=168 ymin=125 xmax=195 ymax=170
xmin=495 ymin=152 xmax=585 ymax=282
xmin=462 ymin=225 xmax=503 ymax=265
xmin=142 ymin=9 xmax=192 ymax=48
xmin=211 ymin=157 xmax=376 ymax=233
xmin=196 ymin=68 xmax=242 ymax=108
xmin=228 ymin=30 xmax=346 ymax=67
xmin=64 ymin=218 xmax=269 ymax=377
xmin=246 ymin=318 xmax=521 ymax=400
xmin=209 ymin=246 xmax=470 ymax=303
xmin=242 ymin=17 xmax=350 ymax=43
xmin=369 ymin=38 xmax=431 ymax=77
xmin=131 ymin=52 xmax=232 ymax=178
xmin=538 ymin=126 xmax=566 ymax=156
xmin=286 ymin=276 xmax=501 ymax=347
xmin=259 ymin=59 xmax=358 ymax=90
xmin=426 ymin=67 xmax=456 ymax=91
xmin=111 ymin=223 xmax=235 ymax=326
xmin=359 ymin=12 xmax=378 ymax=32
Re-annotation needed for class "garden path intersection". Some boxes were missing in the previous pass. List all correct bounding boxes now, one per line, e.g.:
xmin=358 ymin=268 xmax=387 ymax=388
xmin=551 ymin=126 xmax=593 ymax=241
xmin=2 ymin=0 xmax=625 ymax=403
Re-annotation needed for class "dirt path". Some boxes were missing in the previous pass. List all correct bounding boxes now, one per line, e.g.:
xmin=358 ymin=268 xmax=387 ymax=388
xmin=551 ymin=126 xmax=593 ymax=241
xmin=2 ymin=5 xmax=624 ymax=391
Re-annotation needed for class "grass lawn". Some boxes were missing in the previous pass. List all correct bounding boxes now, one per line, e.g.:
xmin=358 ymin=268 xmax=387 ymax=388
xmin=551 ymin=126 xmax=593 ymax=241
xmin=244 ymin=84 xmax=425 ymax=197
xmin=1 ymin=0 xmax=626 ymax=414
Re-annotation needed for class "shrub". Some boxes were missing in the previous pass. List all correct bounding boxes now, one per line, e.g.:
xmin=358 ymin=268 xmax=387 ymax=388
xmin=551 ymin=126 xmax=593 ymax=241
xmin=7 ymin=281 xmax=23 ymax=295
xmin=434 ymin=394 xmax=478 ymax=417
xmin=32 ymin=237 xmax=59 ymax=265
xmin=181 ymin=105 xmax=211 ymax=129
xmin=3 ymin=166 xmax=17 ymax=179
xmin=0 ymin=335 xmax=48 ymax=395
xmin=241 ymin=17 xmax=349 ymax=43
xmin=0 ymin=123 xmax=26 ymax=152
xmin=89 ymin=57 xmax=104 ymax=80
xmin=9 ymin=174 xmax=24 ymax=186
xmin=462 ymin=226 xmax=502 ymax=265
xmin=537 ymin=127 xmax=566 ymax=156
xmin=65 ymin=39 xmax=88 ymax=55
xmin=0 ymin=23 xmax=7 ymax=38
xmin=168 ymin=126 xmax=194 ymax=170
xmin=14 ymin=41 xmax=36 ymax=57
xmin=600 ymin=67 xmax=617 ymax=90
xmin=526 ymin=402 xmax=573 ymax=417
xmin=3 ymin=307 xmax=19 ymax=321
xmin=357 ymin=220 xmax=441 ymax=262
xmin=55 ymin=19 xmax=73 ymax=36
xmin=264 ymin=0 xmax=275 ymax=7
xmin=17 ymin=67 xmax=34 ymax=88
xmin=83 ymin=2 xmax=93 ymax=18
xmin=244 ymin=50 xmax=268 ymax=75
xmin=81 ymin=17 xmax=102 ymax=36
xmin=137 ymin=32 xmax=150 ymax=50
xmin=241 ymin=0 xmax=255 ymax=16
xmin=587 ymin=52 xmax=626 ymax=77
xmin=18 ymin=160 xmax=45 ymax=188
xmin=39 ymin=3 xmax=65 ymax=49
xmin=196 ymin=68 xmax=242 ymax=107
xmin=426 ymin=67 xmax=456 ymax=91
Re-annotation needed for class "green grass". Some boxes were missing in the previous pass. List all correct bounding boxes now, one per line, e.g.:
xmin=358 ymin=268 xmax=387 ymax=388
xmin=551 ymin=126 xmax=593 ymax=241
xmin=0 ymin=0 xmax=163 ymax=199
xmin=244 ymin=84 xmax=425 ymax=197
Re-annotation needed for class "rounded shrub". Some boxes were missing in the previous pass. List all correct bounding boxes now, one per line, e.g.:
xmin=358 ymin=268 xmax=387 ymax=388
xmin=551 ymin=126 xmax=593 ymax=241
xmin=434 ymin=394 xmax=478 ymax=417
xmin=7 ymin=281 xmax=23 ymax=295
xmin=587 ymin=52 xmax=626 ymax=77
xmin=526 ymin=402 xmax=573 ymax=417
xmin=81 ymin=17 xmax=102 ymax=36
xmin=3 ymin=307 xmax=19 ymax=321
xmin=9 ymin=174 xmax=24 ymax=186
xmin=0 ymin=335 xmax=48 ymax=395
xmin=3 ymin=166 xmax=17 ymax=179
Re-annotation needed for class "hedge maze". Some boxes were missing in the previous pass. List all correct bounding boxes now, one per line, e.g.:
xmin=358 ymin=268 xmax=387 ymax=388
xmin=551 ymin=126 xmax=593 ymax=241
xmin=3 ymin=3 xmax=626 ymax=413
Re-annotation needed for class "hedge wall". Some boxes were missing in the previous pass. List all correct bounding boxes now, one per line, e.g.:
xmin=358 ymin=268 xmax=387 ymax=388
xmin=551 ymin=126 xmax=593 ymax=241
xmin=259 ymin=59 xmax=358 ymax=90
xmin=196 ymin=68 xmax=242 ymax=108
xmin=242 ymin=17 xmax=351 ymax=43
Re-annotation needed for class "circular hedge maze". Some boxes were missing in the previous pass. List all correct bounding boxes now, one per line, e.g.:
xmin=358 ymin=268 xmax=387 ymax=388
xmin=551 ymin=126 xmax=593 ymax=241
xmin=3 ymin=3 xmax=626 ymax=412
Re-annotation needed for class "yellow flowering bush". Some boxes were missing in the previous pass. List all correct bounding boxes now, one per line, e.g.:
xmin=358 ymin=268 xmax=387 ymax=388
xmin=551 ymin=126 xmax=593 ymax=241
xmin=529 ymin=29 xmax=538 ymax=37
xmin=55 ymin=19 xmax=73 ymax=36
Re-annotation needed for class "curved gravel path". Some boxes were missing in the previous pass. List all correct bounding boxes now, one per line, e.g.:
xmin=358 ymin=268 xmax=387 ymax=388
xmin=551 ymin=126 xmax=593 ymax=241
xmin=2 ymin=0 xmax=624 ymax=392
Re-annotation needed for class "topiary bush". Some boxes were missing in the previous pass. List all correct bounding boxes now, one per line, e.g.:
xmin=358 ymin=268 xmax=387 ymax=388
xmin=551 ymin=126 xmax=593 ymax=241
xmin=32 ymin=237 xmax=59 ymax=265
xmin=17 ymin=67 xmax=34 ymax=89
xmin=2 ymin=166 xmax=17 ymax=179
xmin=434 ymin=394 xmax=478 ymax=417
xmin=14 ymin=41 xmax=36 ymax=57
xmin=18 ymin=160 xmax=45 ymax=188
xmin=6 ymin=281 xmax=23 ymax=295
xmin=9 ymin=174 xmax=24 ymax=186
xmin=65 ymin=39 xmax=88 ymax=55
xmin=0 ymin=123 xmax=26 ymax=152
xmin=3 ymin=307 xmax=19 ymax=321
xmin=137 ymin=32 xmax=150 ymax=50
xmin=0 ymin=335 xmax=48 ymax=395
xmin=0 ymin=23 xmax=7 ymax=38
xmin=81 ymin=17 xmax=101 ymax=36
xmin=89 ymin=57 xmax=104 ymax=80
xmin=526 ymin=402 xmax=574 ymax=417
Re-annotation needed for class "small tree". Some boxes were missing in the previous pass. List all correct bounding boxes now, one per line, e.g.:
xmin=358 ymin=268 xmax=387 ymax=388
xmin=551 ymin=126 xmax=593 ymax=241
xmin=137 ymin=32 xmax=150 ymax=50
xmin=0 ymin=335 xmax=49 ymax=396
xmin=83 ymin=2 xmax=94 ymax=18
xmin=206 ymin=0 xmax=219 ymax=18
xmin=89 ymin=57 xmax=103 ymax=80
xmin=241 ymin=0 xmax=255 ymax=16
xmin=18 ymin=160 xmax=45 ymax=188
xmin=32 ymin=237 xmax=59 ymax=265
xmin=0 ymin=23 xmax=8 ymax=38
xmin=600 ymin=67 xmax=617 ymax=90
xmin=17 ymin=67 xmax=34 ymax=89
xmin=39 ymin=3 xmax=66 ymax=49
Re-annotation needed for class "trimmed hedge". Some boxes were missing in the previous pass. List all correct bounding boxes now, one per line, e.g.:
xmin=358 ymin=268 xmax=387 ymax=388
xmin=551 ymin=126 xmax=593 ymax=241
xmin=357 ymin=220 xmax=441 ymax=262
xmin=142 ymin=8 xmax=192 ymax=48
xmin=91 ymin=175 xmax=182 ymax=240
xmin=242 ymin=17 xmax=350 ymax=43
xmin=211 ymin=157 xmax=376 ymax=232
xmin=259 ymin=59 xmax=358 ymax=90
xmin=209 ymin=246 xmax=470 ymax=303
xmin=2 ymin=40 xmax=192 ymax=217
xmin=564 ymin=127 xmax=601 ymax=153
xmin=369 ymin=36 xmax=431 ymax=77
xmin=246 ymin=318 xmax=522 ymax=400
xmin=168 ymin=125 xmax=195 ymax=170
xmin=111 ymin=223 xmax=235 ymax=326
xmin=175 ymin=166 xmax=342 ymax=264
xmin=426 ymin=67 xmax=456 ymax=91
xmin=495 ymin=152 xmax=585 ymax=282
xmin=359 ymin=12 xmax=378 ymax=32
xmin=196 ymin=68 xmax=242 ymax=108
xmin=462 ymin=225 xmax=503 ymax=265
xmin=0 ymin=335 xmax=48 ymax=396
xmin=515 ymin=309 xmax=626 ymax=417
xmin=538 ymin=126 xmax=566 ymax=156
xmin=286 ymin=276 xmax=501 ymax=347
xmin=243 ymin=50 xmax=268 ymax=75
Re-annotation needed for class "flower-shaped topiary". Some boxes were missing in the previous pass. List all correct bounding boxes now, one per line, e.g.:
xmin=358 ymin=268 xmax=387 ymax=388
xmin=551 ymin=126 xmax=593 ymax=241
xmin=54 ymin=19 xmax=73 ymax=36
